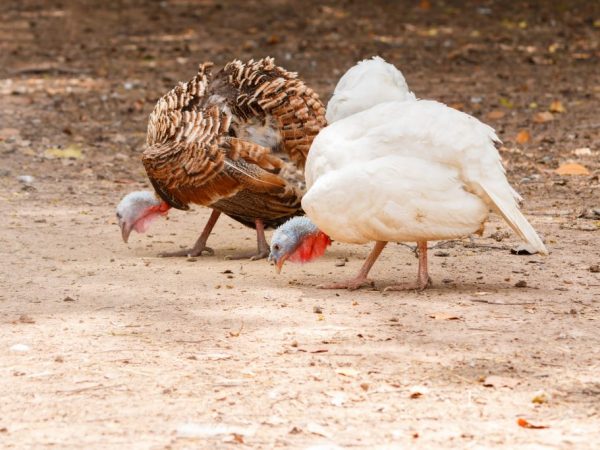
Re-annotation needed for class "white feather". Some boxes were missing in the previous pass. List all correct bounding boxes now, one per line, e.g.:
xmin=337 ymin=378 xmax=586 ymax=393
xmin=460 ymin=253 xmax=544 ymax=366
xmin=326 ymin=56 xmax=416 ymax=123
xmin=304 ymin=58 xmax=548 ymax=254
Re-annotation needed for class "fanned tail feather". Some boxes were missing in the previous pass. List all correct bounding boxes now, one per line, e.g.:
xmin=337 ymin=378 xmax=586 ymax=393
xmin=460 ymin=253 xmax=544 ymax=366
xmin=479 ymin=180 xmax=548 ymax=255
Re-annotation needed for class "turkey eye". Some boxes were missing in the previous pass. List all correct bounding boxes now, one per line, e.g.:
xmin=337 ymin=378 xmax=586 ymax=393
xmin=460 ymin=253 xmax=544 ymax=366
xmin=116 ymin=212 xmax=122 ymax=219
xmin=273 ymin=244 xmax=280 ymax=251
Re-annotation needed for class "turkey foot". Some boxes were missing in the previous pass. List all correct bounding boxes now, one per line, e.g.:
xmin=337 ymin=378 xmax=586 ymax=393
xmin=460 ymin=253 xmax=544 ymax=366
xmin=159 ymin=245 xmax=214 ymax=258
xmin=159 ymin=209 xmax=220 ymax=258
xmin=383 ymin=276 xmax=431 ymax=292
xmin=384 ymin=241 xmax=431 ymax=291
xmin=319 ymin=241 xmax=387 ymax=290
xmin=226 ymin=219 xmax=270 ymax=261
xmin=318 ymin=277 xmax=374 ymax=290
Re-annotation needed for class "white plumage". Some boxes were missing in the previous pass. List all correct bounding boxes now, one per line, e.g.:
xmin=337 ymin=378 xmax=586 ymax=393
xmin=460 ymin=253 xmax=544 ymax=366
xmin=305 ymin=57 xmax=547 ymax=255
xmin=325 ymin=56 xmax=416 ymax=123
xmin=291 ymin=57 xmax=548 ymax=289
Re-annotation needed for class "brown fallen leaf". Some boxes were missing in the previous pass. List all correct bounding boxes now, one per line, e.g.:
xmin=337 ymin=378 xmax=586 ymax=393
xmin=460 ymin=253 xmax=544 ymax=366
xmin=418 ymin=0 xmax=431 ymax=10
xmin=549 ymin=100 xmax=565 ymax=113
xmin=517 ymin=418 xmax=549 ymax=429
xmin=232 ymin=433 xmax=244 ymax=444
xmin=483 ymin=375 xmax=520 ymax=388
xmin=572 ymin=53 xmax=591 ymax=60
xmin=409 ymin=385 xmax=429 ymax=398
xmin=533 ymin=111 xmax=554 ymax=123
xmin=555 ymin=163 xmax=590 ymax=176
xmin=335 ymin=367 xmax=360 ymax=377
xmin=428 ymin=312 xmax=461 ymax=321
xmin=266 ymin=34 xmax=280 ymax=45
xmin=487 ymin=110 xmax=506 ymax=120
xmin=18 ymin=314 xmax=36 ymax=324
xmin=516 ymin=130 xmax=531 ymax=144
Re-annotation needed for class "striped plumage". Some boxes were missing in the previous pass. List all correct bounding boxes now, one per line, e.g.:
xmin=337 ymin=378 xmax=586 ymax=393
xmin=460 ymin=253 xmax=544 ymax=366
xmin=117 ymin=58 xmax=326 ymax=259
xmin=143 ymin=58 xmax=325 ymax=229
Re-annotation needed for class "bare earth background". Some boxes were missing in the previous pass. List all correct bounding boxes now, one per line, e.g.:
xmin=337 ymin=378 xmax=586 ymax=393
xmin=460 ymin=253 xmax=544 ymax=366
xmin=1 ymin=0 xmax=599 ymax=448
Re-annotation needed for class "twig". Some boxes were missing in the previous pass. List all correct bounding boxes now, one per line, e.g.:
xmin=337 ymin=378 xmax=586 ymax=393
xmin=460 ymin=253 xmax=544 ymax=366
xmin=469 ymin=298 xmax=536 ymax=305
xmin=56 ymin=383 xmax=125 ymax=395
xmin=11 ymin=65 xmax=88 ymax=76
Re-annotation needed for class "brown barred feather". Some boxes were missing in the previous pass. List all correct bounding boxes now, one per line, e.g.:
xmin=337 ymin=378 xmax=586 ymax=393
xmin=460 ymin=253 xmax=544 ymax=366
xmin=142 ymin=57 xmax=326 ymax=228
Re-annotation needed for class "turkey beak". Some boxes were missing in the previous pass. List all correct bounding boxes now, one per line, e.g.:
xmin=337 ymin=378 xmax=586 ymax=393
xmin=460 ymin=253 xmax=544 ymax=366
xmin=274 ymin=255 xmax=287 ymax=274
xmin=119 ymin=219 xmax=132 ymax=243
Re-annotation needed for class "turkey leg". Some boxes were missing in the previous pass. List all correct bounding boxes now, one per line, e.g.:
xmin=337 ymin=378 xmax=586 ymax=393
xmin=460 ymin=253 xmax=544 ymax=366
xmin=319 ymin=241 xmax=387 ymax=290
xmin=159 ymin=209 xmax=221 ymax=257
xmin=384 ymin=241 xmax=432 ymax=291
xmin=226 ymin=218 xmax=270 ymax=261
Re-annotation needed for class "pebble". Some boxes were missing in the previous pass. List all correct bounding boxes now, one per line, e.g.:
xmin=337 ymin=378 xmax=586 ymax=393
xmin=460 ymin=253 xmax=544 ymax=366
xmin=10 ymin=344 xmax=30 ymax=353
xmin=17 ymin=175 xmax=34 ymax=184
xmin=313 ymin=306 xmax=323 ymax=314
xmin=515 ymin=280 xmax=527 ymax=288
xmin=590 ymin=265 xmax=600 ymax=273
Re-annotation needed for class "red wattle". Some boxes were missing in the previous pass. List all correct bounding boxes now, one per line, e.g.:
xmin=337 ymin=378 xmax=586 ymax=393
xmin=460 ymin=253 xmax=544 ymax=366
xmin=133 ymin=202 xmax=171 ymax=233
xmin=288 ymin=231 xmax=331 ymax=263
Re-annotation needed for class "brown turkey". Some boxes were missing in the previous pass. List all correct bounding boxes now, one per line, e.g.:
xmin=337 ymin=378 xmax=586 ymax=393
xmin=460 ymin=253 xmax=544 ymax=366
xmin=116 ymin=57 xmax=326 ymax=259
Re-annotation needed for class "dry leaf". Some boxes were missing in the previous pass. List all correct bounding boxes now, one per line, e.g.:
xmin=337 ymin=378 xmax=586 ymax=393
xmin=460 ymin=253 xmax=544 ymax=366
xmin=232 ymin=433 xmax=244 ymax=444
xmin=572 ymin=53 xmax=591 ymax=60
xmin=499 ymin=97 xmax=514 ymax=109
xmin=266 ymin=35 xmax=280 ymax=45
xmin=483 ymin=375 xmax=520 ymax=388
xmin=555 ymin=163 xmax=590 ymax=176
xmin=335 ymin=367 xmax=360 ymax=377
xmin=306 ymin=422 xmax=332 ymax=438
xmin=320 ymin=5 xmax=348 ymax=18
xmin=531 ymin=390 xmax=550 ymax=404
xmin=573 ymin=147 xmax=592 ymax=156
xmin=418 ymin=0 xmax=431 ymax=10
xmin=549 ymin=100 xmax=565 ymax=113
xmin=548 ymin=43 xmax=560 ymax=53
xmin=487 ymin=110 xmax=506 ymax=120
xmin=517 ymin=418 xmax=549 ymax=429
xmin=516 ymin=130 xmax=531 ymax=144
xmin=44 ymin=144 xmax=83 ymax=159
xmin=533 ymin=111 xmax=554 ymax=123
xmin=409 ymin=385 xmax=429 ymax=398
xmin=428 ymin=312 xmax=461 ymax=321
xmin=18 ymin=314 xmax=35 ymax=324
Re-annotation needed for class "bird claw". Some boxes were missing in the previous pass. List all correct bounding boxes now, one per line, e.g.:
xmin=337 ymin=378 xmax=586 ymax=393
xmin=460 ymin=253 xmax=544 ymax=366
xmin=317 ymin=278 xmax=374 ymax=291
xmin=383 ymin=276 xmax=431 ymax=292
xmin=225 ymin=250 xmax=270 ymax=261
xmin=159 ymin=246 xmax=215 ymax=258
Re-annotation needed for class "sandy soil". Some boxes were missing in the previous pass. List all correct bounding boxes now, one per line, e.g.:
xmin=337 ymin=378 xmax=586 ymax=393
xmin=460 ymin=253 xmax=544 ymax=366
xmin=1 ymin=1 xmax=599 ymax=448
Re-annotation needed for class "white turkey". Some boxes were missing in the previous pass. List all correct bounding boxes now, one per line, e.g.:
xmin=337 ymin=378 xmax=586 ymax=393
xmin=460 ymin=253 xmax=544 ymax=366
xmin=116 ymin=58 xmax=326 ymax=260
xmin=269 ymin=56 xmax=547 ymax=290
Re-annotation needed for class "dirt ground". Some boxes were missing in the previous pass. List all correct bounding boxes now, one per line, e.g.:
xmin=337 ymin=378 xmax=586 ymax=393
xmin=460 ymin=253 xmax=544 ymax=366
xmin=1 ymin=0 xmax=600 ymax=448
